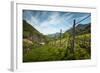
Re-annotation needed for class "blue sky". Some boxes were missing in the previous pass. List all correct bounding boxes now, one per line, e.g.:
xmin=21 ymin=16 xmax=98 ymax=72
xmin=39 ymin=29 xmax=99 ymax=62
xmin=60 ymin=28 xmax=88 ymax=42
xmin=23 ymin=10 xmax=91 ymax=35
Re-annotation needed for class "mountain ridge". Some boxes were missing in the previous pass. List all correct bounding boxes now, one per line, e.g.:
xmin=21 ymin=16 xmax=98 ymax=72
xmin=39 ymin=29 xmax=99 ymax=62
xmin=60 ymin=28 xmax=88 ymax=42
xmin=23 ymin=20 xmax=47 ymax=43
xmin=65 ymin=23 xmax=91 ymax=35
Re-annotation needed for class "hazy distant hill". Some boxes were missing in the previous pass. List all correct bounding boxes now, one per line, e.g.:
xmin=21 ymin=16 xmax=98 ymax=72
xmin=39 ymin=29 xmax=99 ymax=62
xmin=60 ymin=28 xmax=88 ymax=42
xmin=46 ymin=33 xmax=61 ymax=38
xmin=46 ymin=23 xmax=91 ymax=39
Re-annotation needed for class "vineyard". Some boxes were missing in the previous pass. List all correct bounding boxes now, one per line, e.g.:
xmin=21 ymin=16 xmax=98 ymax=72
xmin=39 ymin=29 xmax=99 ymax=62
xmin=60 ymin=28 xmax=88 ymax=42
xmin=23 ymin=12 xmax=91 ymax=62
xmin=23 ymin=32 xmax=91 ymax=62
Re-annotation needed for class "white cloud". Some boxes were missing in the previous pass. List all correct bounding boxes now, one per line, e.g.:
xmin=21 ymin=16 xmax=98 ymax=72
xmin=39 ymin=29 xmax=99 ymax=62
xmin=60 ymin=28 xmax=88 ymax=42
xmin=25 ymin=11 xmax=75 ymax=35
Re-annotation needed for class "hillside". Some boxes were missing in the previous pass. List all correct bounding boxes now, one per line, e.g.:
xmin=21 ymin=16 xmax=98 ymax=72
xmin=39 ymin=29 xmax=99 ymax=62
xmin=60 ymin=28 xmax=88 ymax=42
xmin=65 ymin=23 xmax=91 ymax=35
xmin=23 ymin=20 xmax=47 ymax=43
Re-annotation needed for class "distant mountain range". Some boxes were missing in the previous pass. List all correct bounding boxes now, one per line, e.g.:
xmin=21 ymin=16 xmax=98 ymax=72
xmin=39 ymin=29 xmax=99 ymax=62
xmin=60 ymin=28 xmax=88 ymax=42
xmin=46 ymin=33 xmax=61 ymax=38
xmin=46 ymin=23 xmax=91 ymax=38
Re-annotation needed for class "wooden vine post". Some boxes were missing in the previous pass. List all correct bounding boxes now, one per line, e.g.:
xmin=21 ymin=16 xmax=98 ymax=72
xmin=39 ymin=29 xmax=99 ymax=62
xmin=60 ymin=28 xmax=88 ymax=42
xmin=72 ymin=19 xmax=76 ymax=58
xmin=60 ymin=29 xmax=62 ymax=47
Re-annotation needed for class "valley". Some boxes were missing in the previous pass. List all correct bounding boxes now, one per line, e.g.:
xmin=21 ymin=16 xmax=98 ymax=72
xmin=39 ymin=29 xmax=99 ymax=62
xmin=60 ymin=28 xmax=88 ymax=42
xmin=23 ymin=20 xmax=91 ymax=62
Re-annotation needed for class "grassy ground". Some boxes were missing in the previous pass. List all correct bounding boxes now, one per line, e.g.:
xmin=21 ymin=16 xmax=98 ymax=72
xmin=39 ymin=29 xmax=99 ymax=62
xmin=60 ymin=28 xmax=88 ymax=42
xmin=23 ymin=33 xmax=91 ymax=62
